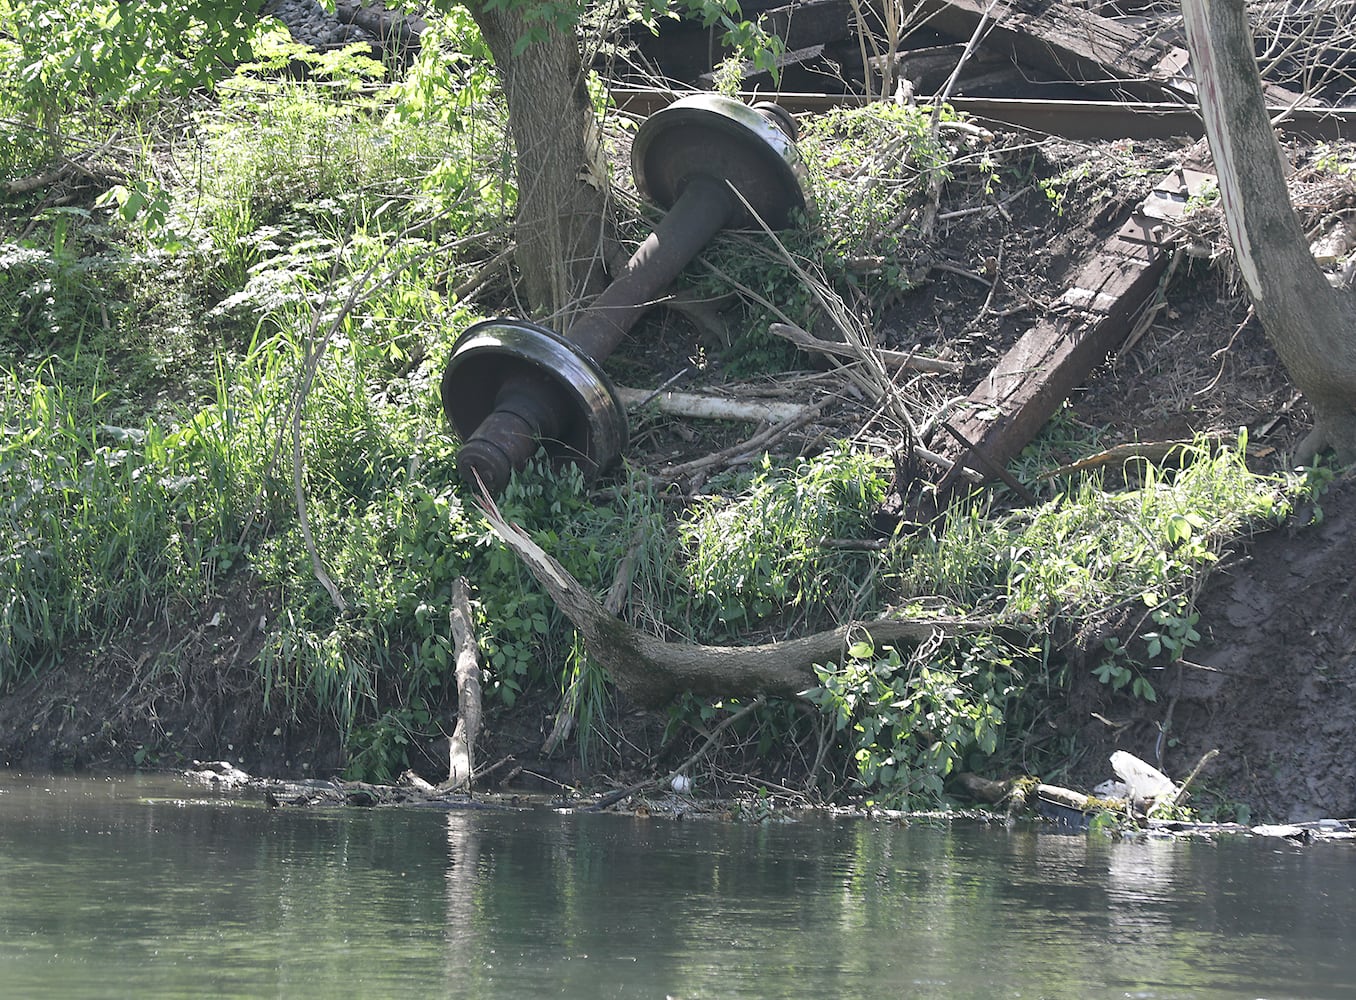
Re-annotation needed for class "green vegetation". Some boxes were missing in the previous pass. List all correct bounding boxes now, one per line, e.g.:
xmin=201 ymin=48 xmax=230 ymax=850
xmin=685 ymin=103 xmax=968 ymax=372
xmin=0 ymin=5 xmax=1313 ymax=800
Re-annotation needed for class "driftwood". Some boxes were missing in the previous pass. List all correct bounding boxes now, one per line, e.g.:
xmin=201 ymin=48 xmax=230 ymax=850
xmin=475 ymin=484 xmax=975 ymax=708
xmin=955 ymin=749 xmax=1224 ymax=829
xmin=445 ymin=577 xmax=482 ymax=789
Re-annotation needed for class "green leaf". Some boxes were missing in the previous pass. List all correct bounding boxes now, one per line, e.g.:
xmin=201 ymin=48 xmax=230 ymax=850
xmin=847 ymin=639 xmax=874 ymax=660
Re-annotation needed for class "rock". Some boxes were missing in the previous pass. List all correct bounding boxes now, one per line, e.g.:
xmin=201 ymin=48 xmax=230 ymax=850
xmin=259 ymin=0 xmax=375 ymax=51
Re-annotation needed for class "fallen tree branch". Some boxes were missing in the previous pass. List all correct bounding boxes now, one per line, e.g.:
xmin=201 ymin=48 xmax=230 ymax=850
xmin=475 ymin=482 xmax=979 ymax=707
xmin=615 ymin=385 xmax=812 ymax=423
xmin=658 ymin=395 xmax=836 ymax=484
xmin=445 ymin=577 xmax=482 ymax=789
xmin=1034 ymin=434 xmax=1231 ymax=480
xmin=4 ymin=168 xmax=63 ymax=195
xmin=768 ymin=322 xmax=963 ymax=374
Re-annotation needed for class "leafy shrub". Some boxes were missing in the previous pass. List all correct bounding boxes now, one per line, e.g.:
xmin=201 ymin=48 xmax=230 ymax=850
xmin=806 ymin=634 xmax=1026 ymax=805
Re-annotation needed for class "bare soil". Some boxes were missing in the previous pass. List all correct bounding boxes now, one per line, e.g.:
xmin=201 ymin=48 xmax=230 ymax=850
xmin=3 ymin=126 xmax=1355 ymax=824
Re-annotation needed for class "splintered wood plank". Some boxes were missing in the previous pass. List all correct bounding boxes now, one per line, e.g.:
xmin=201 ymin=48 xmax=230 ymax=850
xmin=914 ymin=0 xmax=1302 ymax=106
xmin=916 ymin=0 xmax=1166 ymax=100
xmin=934 ymin=164 xmax=1217 ymax=493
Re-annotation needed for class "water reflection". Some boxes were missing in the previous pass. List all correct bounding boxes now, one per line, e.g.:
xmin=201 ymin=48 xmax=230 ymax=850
xmin=3 ymin=772 xmax=1356 ymax=998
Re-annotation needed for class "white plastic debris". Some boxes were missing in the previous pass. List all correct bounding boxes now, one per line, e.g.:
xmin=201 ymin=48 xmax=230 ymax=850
xmin=1109 ymin=750 xmax=1178 ymax=800
xmin=670 ymin=774 xmax=693 ymax=794
xmin=1092 ymin=779 xmax=1131 ymax=799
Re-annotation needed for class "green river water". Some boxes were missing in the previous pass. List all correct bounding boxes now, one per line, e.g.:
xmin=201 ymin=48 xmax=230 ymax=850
xmin=1 ymin=771 xmax=1353 ymax=998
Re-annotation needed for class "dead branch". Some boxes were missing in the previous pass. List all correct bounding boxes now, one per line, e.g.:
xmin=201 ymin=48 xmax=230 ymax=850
xmin=1034 ymin=435 xmax=1231 ymax=480
xmin=718 ymin=191 xmax=926 ymax=464
xmin=658 ymin=395 xmax=836 ymax=483
xmin=1169 ymin=748 xmax=1220 ymax=808
xmin=586 ymin=696 xmax=766 ymax=810
xmin=1035 ymin=782 xmax=1097 ymax=812
xmin=445 ymin=577 xmax=482 ymax=789
xmin=615 ymin=385 xmax=813 ymax=423
xmin=768 ymin=322 xmax=962 ymax=374
xmin=475 ymin=483 xmax=980 ymax=708
xmin=4 ymin=169 xmax=63 ymax=195
xmin=449 ymin=244 xmax=514 ymax=303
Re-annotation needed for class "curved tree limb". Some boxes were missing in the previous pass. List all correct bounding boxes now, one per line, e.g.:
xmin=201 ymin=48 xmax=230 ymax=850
xmin=474 ymin=485 xmax=981 ymax=708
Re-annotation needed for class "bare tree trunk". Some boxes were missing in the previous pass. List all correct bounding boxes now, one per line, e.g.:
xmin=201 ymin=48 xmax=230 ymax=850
xmin=467 ymin=6 xmax=612 ymax=319
xmin=445 ymin=577 xmax=481 ymax=789
xmin=1182 ymin=0 xmax=1356 ymax=461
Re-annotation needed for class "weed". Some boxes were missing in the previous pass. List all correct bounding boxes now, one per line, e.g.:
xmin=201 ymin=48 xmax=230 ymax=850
xmin=0 ymin=8 xmax=1319 ymax=798
xmin=345 ymin=701 xmax=434 ymax=784
xmin=1093 ymin=638 xmax=1158 ymax=702
xmin=679 ymin=449 xmax=892 ymax=633
xmin=1185 ymin=176 xmax=1221 ymax=213
xmin=805 ymin=633 xmax=1027 ymax=806
xmin=1313 ymin=143 xmax=1356 ymax=176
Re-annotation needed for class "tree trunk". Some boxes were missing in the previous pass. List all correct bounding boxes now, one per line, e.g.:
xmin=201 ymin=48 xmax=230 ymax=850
xmin=467 ymin=6 xmax=612 ymax=319
xmin=1181 ymin=0 xmax=1356 ymax=461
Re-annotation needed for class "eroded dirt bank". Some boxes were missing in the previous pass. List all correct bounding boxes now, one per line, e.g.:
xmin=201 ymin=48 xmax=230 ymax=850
xmin=1067 ymin=479 xmax=1356 ymax=823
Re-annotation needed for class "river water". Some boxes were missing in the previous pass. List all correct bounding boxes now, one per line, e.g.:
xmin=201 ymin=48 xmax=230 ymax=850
xmin=1 ymin=771 xmax=1353 ymax=999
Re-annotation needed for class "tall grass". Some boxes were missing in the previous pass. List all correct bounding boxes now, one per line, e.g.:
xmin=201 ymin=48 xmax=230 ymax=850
xmin=890 ymin=436 xmax=1291 ymax=623
xmin=0 ymin=16 xmax=535 ymax=759
xmin=0 ymin=369 xmax=242 ymax=680
xmin=674 ymin=435 xmax=1296 ymax=803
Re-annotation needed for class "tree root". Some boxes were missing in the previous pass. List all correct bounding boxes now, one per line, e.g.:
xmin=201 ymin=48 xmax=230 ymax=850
xmin=1295 ymin=408 xmax=1356 ymax=466
xmin=474 ymin=485 xmax=981 ymax=708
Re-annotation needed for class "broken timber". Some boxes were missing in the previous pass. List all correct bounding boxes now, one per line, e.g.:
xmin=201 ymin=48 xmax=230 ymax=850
xmin=933 ymin=162 xmax=1219 ymax=494
xmin=609 ymin=89 xmax=1356 ymax=143
xmin=622 ymin=0 xmax=1306 ymax=106
xmin=900 ymin=0 xmax=1303 ymax=107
